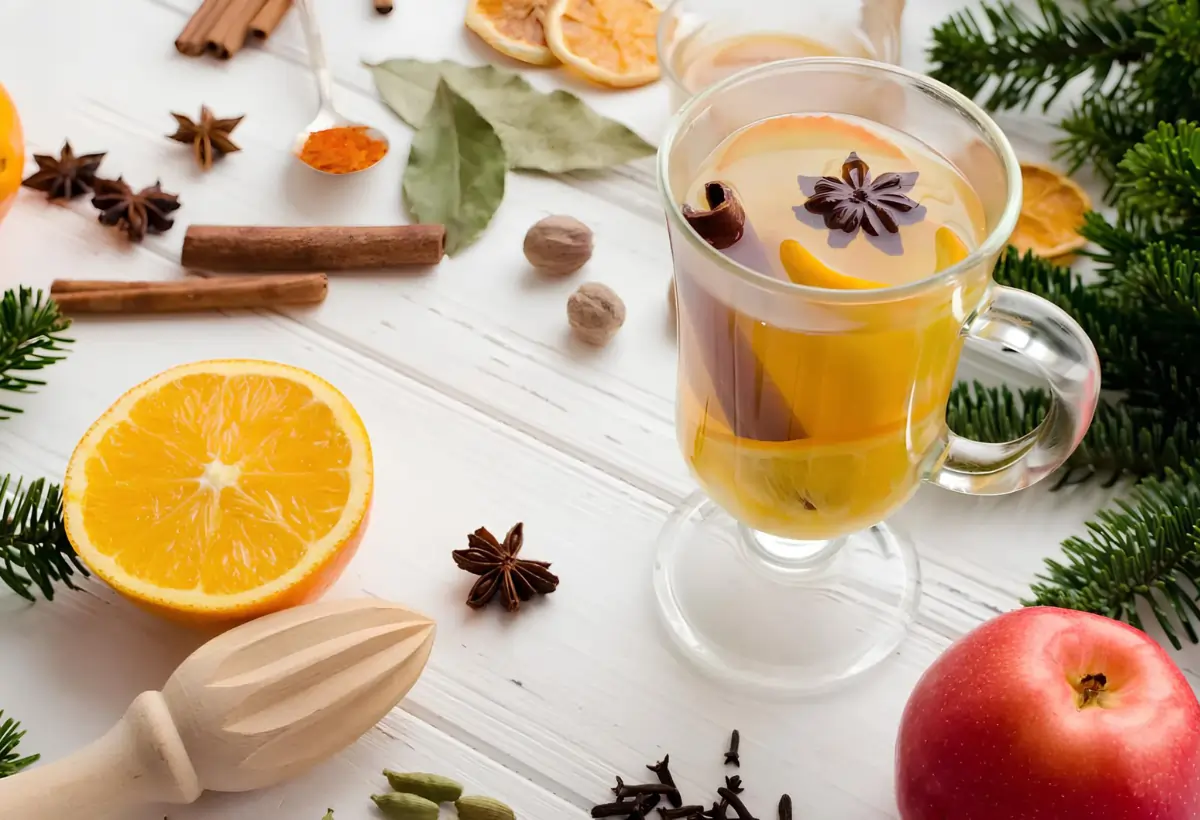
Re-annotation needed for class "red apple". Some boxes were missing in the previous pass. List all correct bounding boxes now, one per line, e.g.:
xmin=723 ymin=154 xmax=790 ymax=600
xmin=896 ymin=607 xmax=1200 ymax=819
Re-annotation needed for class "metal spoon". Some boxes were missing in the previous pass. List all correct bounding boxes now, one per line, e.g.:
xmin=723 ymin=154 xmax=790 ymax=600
xmin=291 ymin=0 xmax=389 ymax=174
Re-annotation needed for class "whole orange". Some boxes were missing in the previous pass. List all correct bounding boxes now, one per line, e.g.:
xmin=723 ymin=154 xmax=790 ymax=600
xmin=0 ymin=84 xmax=23 ymax=227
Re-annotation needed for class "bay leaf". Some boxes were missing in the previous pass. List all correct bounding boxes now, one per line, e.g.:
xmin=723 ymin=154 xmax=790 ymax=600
xmin=402 ymin=79 xmax=506 ymax=256
xmin=367 ymin=58 xmax=656 ymax=173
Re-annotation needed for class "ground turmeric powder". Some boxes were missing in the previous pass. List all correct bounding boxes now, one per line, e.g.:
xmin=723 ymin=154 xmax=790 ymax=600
xmin=299 ymin=125 xmax=388 ymax=174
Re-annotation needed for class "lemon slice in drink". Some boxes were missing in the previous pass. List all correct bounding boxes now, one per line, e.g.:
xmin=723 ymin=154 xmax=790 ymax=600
xmin=690 ymin=423 xmax=925 ymax=541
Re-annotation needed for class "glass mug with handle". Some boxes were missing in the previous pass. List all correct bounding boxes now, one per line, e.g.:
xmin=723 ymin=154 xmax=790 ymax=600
xmin=657 ymin=58 xmax=1100 ymax=696
xmin=657 ymin=0 xmax=907 ymax=110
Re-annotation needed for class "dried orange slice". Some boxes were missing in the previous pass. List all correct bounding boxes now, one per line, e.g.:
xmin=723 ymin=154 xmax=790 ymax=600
xmin=542 ymin=0 xmax=661 ymax=88
xmin=465 ymin=0 xmax=558 ymax=67
xmin=64 ymin=360 xmax=373 ymax=625
xmin=1011 ymin=163 xmax=1091 ymax=259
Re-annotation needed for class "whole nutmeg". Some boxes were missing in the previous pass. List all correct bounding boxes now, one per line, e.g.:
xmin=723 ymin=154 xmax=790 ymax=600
xmin=524 ymin=215 xmax=594 ymax=275
xmin=567 ymin=282 xmax=625 ymax=346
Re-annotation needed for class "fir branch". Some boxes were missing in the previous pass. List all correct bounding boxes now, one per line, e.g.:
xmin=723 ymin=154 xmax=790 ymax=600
xmin=0 ymin=288 xmax=71 ymax=419
xmin=1115 ymin=121 xmax=1200 ymax=231
xmin=1025 ymin=466 xmax=1200 ymax=649
xmin=0 ymin=712 xmax=38 ymax=779
xmin=946 ymin=384 xmax=1200 ymax=486
xmin=928 ymin=0 xmax=1152 ymax=113
xmin=0 ymin=476 xmax=87 ymax=602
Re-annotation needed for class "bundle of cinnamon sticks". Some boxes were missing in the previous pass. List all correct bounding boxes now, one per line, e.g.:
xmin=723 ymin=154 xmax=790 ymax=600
xmin=176 ymin=0 xmax=293 ymax=60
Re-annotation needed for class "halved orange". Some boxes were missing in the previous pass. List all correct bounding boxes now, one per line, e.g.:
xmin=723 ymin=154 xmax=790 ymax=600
xmin=542 ymin=0 xmax=660 ymax=88
xmin=465 ymin=0 xmax=559 ymax=67
xmin=1011 ymin=162 xmax=1091 ymax=259
xmin=64 ymin=360 xmax=373 ymax=625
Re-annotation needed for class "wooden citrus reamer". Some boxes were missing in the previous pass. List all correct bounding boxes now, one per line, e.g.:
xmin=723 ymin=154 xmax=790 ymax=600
xmin=0 ymin=598 xmax=437 ymax=819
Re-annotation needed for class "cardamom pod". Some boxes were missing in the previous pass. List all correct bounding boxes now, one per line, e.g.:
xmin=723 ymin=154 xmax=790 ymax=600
xmin=383 ymin=770 xmax=465 ymax=803
xmin=371 ymin=792 xmax=440 ymax=820
xmin=456 ymin=795 xmax=516 ymax=820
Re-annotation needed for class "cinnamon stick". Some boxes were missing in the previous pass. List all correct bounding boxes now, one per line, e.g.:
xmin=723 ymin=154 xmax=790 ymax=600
xmin=176 ymin=0 xmax=234 ymax=56
xmin=250 ymin=0 xmax=292 ymax=39
xmin=207 ymin=0 xmax=270 ymax=59
xmin=51 ymin=274 xmax=327 ymax=314
xmin=182 ymin=225 xmax=446 ymax=272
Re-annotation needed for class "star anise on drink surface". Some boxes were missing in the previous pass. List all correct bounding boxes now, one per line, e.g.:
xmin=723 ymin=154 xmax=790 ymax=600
xmin=167 ymin=106 xmax=244 ymax=171
xmin=21 ymin=141 xmax=107 ymax=200
xmin=90 ymin=178 xmax=181 ymax=242
xmin=452 ymin=522 xmax=559 ymax=612
xmin=800 ymin=152 xmax=921 ymax=237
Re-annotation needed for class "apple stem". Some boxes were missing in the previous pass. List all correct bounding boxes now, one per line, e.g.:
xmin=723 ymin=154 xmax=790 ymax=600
xmin=1079 ymin=672 xmax=1108 ymax=706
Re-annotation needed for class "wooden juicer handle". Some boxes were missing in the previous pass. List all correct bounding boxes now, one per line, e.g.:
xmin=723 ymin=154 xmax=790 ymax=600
xmin=0 ymin=691 xmax=202 ymax=819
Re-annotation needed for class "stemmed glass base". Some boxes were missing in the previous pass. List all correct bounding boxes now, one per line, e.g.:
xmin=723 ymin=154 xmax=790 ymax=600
xmin=654 ymin=493 xmax=921 ymax=697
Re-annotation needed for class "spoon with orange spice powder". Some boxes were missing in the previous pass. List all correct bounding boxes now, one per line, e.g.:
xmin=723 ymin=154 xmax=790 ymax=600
xmin=292 ymin=0 xmax=389 ymax=175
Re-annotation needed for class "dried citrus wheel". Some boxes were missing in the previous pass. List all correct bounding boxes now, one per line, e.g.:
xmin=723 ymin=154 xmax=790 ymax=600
xmin=1011 ymin=162 xmax=1092 ymax=259
xmin=64 ymin=360 xmax=373 ymax=624
xmin=0 ymin=84 xmax=23 ymax=228
xmin=465 ymin=0 xmax=558 ymax=67
xmin=542 ymin=0 xmax=661 ymax=88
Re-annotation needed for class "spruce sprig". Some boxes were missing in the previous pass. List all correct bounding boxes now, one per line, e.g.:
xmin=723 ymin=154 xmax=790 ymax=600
xmin=0 ymin=712 xmax=38 ymax=779
xmin=0 ymin=476 xmax=87 ymax=602
xmin=934 ymin=4 xmax=1200 ymax=646
xmin=1025 ymin=467 xmax=1200 ymax=650
xmin=0 ymin=287 xmax=71 ymax=419
xmin=930 ymin=0 xmax=1200 ymax=190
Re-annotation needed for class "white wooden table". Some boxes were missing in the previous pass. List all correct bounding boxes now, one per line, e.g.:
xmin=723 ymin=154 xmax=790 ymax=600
xmin=0 ymin=1 xmax=1186 ymax=818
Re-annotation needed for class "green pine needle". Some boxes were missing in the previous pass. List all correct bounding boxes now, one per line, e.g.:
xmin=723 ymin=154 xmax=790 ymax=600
xmin=1025 ymin=466 xmax=1200 ymax=650
xmin=928 ymin=0 xmax=1151 ymax=113
xmin=932 ymin=6 xmax=1200 ymax=646
xmin=0 ymin=288 xmax=71 ymax=419
xmin=0 ymin=476 xmax=87 ymax=602
xmin=0 ymin=712 xmax=38 ymax=779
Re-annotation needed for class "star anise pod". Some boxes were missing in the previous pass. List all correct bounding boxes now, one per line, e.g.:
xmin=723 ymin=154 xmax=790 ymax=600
xmin=167 ymin=106 xmax=244 ymax=171
xmin=800 ymin=152 xmax=921 ymax=237
xmin=452 ymin=522 xmax=559 ymax=612
xmin=90 ymin=178 xmax=181 ymax=242
xmin=21 ymin=141 xmax=106 ymax=200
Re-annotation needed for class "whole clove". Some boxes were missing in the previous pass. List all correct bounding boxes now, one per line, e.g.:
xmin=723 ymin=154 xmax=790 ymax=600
xmin=613 ymin=779 xmax=679 ymax=800
xmin=778 ymin=794 xmax=792 ymax=820
xmin=724 ymin=730 xmax=741 ymax=767
xmin=724 ymin=776 xmax=743 ymax=794
xmin=702 ymin=800 xmax=729 ymax=819
xmin=659 ymin=806 xmax=705 ymax=819
xmin=647 ymin=756 xmax=683 ymax=808
xmin=717 ymin=788 xmax=755 ymax=820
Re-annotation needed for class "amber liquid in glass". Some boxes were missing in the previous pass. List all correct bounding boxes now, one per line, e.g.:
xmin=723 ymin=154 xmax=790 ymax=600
xmin=675 ymin=33 xmax=873 ymax=94
xmin=676 ymin=114 xmax=988 ymax=540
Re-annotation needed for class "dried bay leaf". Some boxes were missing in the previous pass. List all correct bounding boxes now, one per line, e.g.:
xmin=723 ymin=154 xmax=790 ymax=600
xmin=367 ymin=58 xmax=656 ymax=173
xmin=403 ymin=79 xmax=506 ymax=256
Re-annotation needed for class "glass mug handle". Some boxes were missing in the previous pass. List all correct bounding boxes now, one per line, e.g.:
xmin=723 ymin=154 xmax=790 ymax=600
xmin=930 ymin=285 xmax=1102 ymax=496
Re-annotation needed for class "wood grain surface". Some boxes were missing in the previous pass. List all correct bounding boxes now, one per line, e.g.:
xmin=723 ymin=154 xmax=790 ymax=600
xmin=0 ymin=1 xmax=1183 ymax=818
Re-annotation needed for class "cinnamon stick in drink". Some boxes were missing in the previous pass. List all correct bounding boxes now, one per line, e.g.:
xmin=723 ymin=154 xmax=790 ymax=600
xmin=176 ymin=0 xmax=235 ymax=56
xmin=250 ymin=0 xmax=292 ymax=39
xmin=207 ymin=0 xmax=270 ymax=59
xmin=182 ymin=225 xmax=446 ymax=272
xmin=51 ymin=274 xmax=327 ymax=314
xmin=678 ymin=182 xmax=807 ymax=442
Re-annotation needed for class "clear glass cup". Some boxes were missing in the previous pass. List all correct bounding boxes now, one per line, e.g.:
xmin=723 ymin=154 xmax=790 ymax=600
xmin=657 ymin=0 xmax=906 ymax=110
xmin=656 ymin=58 xmax=1102 ymax=696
